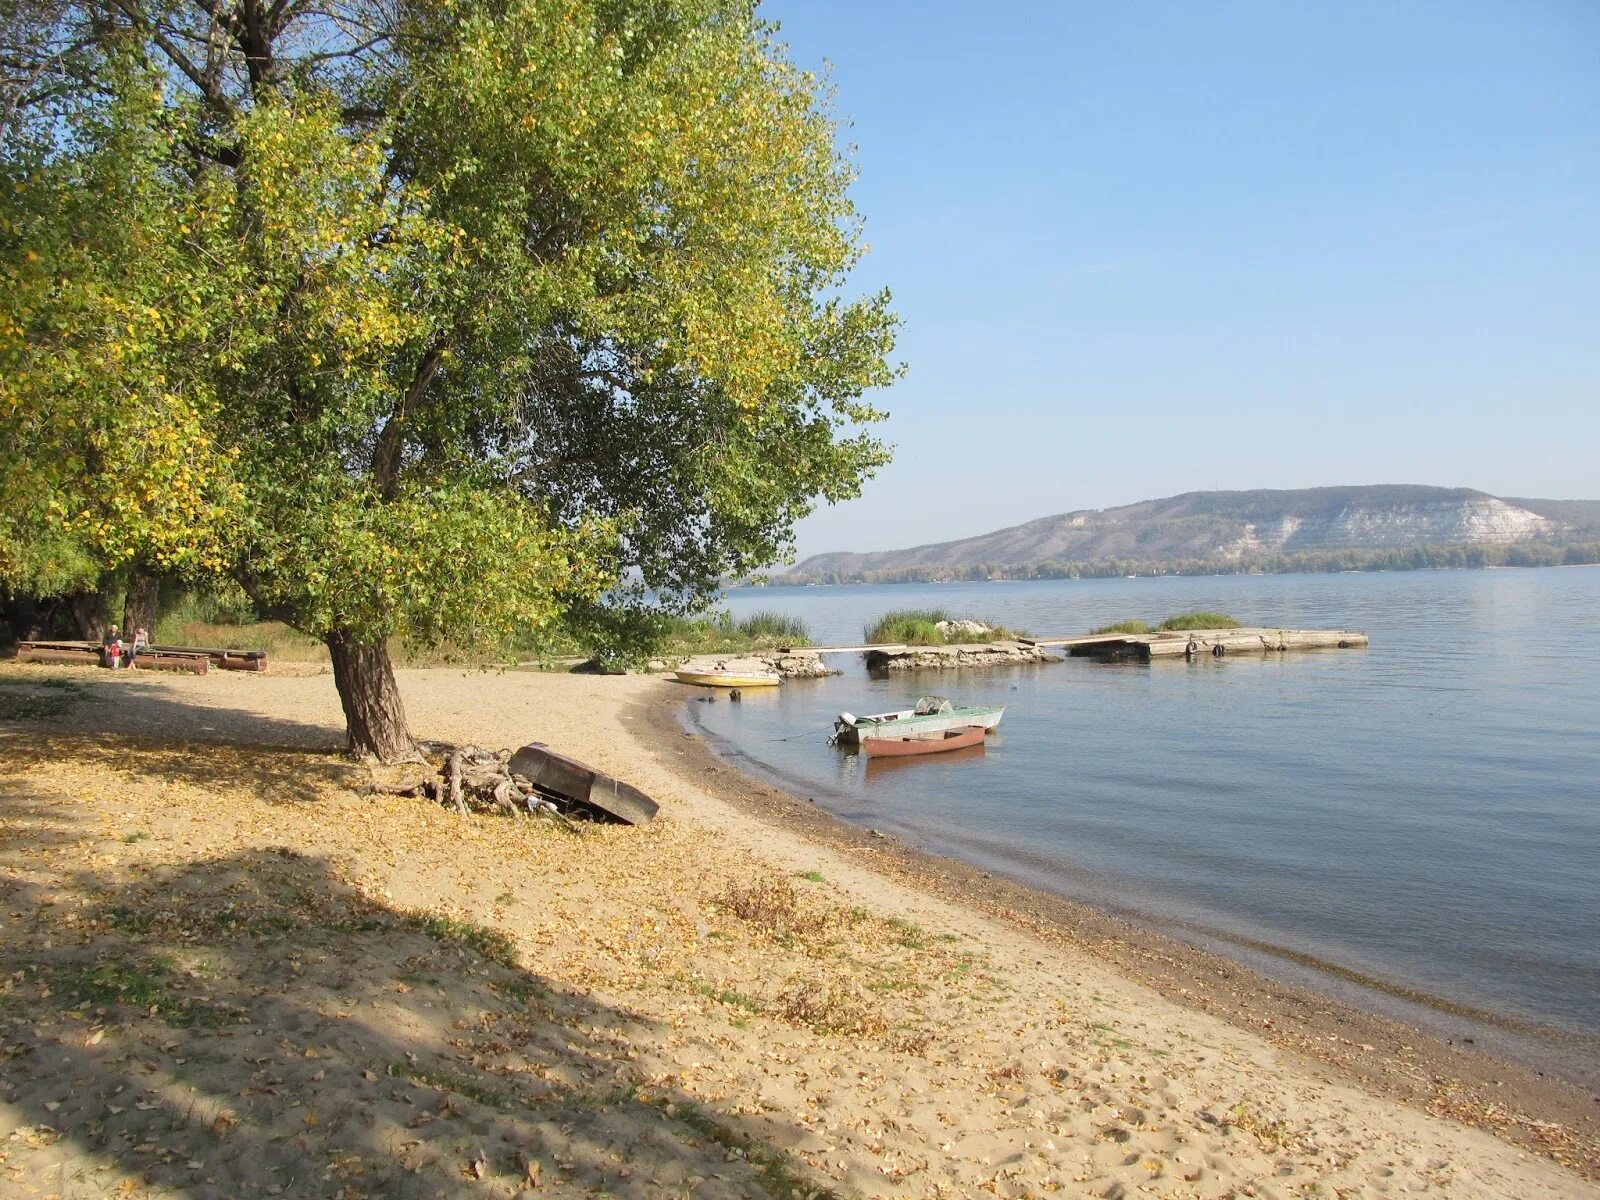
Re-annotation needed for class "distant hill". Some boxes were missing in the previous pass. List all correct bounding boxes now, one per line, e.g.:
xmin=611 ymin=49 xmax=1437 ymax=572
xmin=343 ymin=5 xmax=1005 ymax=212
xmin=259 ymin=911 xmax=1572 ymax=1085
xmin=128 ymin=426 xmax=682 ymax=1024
xmin=1505 ymin=498 xmax=1600 ymax=531
xmin=789 ymin=486 xmax=1600 ymax=582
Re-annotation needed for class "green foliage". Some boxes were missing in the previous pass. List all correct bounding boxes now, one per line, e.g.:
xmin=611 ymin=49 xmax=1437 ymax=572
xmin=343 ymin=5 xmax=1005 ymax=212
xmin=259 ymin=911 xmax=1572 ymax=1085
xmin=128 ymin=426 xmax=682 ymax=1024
xmin=153 ymin=585 xmax=260 ymax=633
xmin=1090 ymin=619 xmax=1153 ymax=635
xmin=1 ymin=0 xmax=897 ymax=732
xmin=1157 ymin=611 xmax=1242 ymax=631
xmin=863 ymin=609 xmax=1015 ymax=645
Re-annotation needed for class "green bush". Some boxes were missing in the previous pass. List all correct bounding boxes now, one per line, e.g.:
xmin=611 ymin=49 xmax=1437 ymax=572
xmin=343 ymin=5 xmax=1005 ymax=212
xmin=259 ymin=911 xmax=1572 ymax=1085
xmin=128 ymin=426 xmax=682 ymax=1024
xmin=1157 ymin=611 xmax=1241 ymax=631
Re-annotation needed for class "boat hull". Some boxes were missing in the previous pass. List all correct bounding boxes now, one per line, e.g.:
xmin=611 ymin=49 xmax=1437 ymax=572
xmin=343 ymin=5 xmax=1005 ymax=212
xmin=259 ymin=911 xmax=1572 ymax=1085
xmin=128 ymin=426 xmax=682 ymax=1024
xmin=674 ymin=669 xmax=781 ymax=688
xmin=508 ymin=742 xmax=659 ymax=825
xmin=861 ymin=725 xmax=988 ymax=758
xmin=836 ymin=705 xmax=1004 ymax=745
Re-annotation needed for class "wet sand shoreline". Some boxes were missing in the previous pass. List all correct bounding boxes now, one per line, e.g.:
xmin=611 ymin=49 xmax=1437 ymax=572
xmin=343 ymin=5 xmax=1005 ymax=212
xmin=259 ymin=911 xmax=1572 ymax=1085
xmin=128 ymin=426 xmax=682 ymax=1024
xmin=644 ymin=683 xmax=1600 ymax=1170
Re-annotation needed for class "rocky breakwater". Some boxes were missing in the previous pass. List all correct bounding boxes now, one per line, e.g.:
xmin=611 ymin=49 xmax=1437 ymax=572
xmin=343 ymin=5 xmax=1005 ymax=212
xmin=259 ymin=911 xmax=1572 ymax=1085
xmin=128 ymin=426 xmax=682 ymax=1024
xmin=864 ymin=640 xmax=1062 ymax=672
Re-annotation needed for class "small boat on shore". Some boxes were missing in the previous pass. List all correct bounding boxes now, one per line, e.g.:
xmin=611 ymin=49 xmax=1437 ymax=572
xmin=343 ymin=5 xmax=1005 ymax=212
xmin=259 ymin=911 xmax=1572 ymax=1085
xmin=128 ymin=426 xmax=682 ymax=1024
xmin=508 ymin=742 xmax=659 ymax=825
xmin=861 ymin=725 xmax=987 ymax=759
xmin=832 ymin=695 xmax=1004 ymax=745
xmin=673 ymin=668 xmax=782 ymax=688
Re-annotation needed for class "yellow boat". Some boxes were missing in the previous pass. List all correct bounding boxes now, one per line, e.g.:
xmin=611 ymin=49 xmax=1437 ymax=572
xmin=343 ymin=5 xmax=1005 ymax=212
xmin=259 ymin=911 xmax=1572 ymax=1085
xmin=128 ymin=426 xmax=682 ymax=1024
xmin=673 ymin=668 xmax=782 ymax=688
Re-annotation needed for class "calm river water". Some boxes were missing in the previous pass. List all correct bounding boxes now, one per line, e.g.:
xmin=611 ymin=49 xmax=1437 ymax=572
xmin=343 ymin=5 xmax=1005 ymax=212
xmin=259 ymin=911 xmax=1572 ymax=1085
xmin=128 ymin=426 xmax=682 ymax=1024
xmin=690 ymin=569 xmax=1600 ymax=1073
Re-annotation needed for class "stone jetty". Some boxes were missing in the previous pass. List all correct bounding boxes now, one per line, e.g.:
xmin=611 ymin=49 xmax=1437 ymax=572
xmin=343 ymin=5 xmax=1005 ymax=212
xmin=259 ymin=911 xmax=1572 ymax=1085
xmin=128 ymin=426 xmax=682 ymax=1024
xmin=1031 ymin=627 xmax=1369 ymax=661
xmin=675 ymin=651 xmax=837 ymax=679
xmin=862 ymin=640 xmax=1063 ymax=672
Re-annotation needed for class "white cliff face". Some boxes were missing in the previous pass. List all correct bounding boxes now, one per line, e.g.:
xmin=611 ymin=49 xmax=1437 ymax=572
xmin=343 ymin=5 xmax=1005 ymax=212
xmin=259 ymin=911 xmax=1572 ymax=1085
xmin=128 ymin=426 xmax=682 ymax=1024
xmin=1278 ymin=498 xmax=1549 ymax=552
xmin=1222 ymin=515 xmax=1308 ymax=558
xmin=790 ymin=488 xmax=1564 ymax=577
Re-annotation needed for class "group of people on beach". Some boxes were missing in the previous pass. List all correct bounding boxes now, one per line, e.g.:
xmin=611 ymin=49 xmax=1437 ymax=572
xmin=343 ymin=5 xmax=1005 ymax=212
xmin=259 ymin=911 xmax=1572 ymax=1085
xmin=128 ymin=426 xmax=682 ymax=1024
xmin=100 ymin=623 xmax=149 ymax=669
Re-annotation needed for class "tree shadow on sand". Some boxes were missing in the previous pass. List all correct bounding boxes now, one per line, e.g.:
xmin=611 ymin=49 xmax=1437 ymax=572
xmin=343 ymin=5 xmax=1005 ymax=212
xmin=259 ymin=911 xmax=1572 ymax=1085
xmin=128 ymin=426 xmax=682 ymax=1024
xmin=1 ymin=665 xmax=348 ymax=756
xmin=0 ymin=837 xmax=843 ymax=1199
xmin=2 ymin=728 xmax=366 ymax=810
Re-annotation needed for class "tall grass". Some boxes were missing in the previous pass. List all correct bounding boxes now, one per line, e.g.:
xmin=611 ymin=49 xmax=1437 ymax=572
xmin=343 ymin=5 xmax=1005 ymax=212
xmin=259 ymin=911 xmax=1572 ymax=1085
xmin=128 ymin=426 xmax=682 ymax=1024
xmin=863 ymin=609 xmax=1018 ymax=646
xmin=1157 ymin=611 xmax=1242 ymax=631
xmin=152 ymin=616 xmax=328 ymax=661
xmin=652 ymin=610 xmax=811 ymax=656
xmin=864 ymin=608 xmax=951 ymax=645
xmin=1089 ymin=619 xmax=1152 ymax=635
xmin=732 ymin=610 xmax=810 ymax=643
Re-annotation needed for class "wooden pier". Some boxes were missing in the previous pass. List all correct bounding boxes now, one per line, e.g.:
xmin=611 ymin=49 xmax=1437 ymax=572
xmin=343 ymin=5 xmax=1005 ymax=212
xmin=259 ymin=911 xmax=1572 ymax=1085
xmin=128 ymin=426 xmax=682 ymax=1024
xmin=1021 ymin=627 xmax=1368 ymax=661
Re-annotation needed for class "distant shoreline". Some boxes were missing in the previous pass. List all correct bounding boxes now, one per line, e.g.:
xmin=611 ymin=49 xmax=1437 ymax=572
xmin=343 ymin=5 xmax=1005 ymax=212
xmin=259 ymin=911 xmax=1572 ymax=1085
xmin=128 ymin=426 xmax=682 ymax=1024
xmin=774 ymin=542 xmax=1600 ymax=587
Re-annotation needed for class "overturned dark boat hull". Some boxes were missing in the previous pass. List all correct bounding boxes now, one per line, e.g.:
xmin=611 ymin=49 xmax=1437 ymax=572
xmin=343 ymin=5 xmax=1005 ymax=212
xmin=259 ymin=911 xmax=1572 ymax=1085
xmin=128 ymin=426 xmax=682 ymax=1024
xmin=508 ymin=742 xmax=660 ymax=826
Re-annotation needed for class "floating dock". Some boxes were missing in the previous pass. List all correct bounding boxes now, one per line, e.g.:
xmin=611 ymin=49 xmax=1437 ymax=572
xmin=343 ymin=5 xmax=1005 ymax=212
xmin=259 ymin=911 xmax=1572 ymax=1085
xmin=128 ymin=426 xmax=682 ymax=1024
xmin=1022 ymin=628 xmax=1369 ymax=661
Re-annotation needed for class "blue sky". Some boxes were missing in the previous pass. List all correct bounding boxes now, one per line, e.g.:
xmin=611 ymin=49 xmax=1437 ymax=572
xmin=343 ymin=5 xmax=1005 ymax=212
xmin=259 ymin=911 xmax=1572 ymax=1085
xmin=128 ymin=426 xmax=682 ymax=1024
xmin=762 ymin=0 xmax=1600 ymax=560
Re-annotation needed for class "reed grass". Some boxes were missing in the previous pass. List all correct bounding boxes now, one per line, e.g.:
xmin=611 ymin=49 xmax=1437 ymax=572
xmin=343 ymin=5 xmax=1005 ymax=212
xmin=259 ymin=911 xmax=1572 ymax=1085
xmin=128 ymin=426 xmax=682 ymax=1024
xmin=1089 ymin=619 xmax=1152 ymax=635
xmin=1157 ymin=611 xmax=1242 ymax=631
xmin=1087 ymin=612 xmax=1241 ymax=635
xmin=730 ymin=610 xmax=810 ymax=643
xmin=863 ymin=609 xmax=1018 ymax=645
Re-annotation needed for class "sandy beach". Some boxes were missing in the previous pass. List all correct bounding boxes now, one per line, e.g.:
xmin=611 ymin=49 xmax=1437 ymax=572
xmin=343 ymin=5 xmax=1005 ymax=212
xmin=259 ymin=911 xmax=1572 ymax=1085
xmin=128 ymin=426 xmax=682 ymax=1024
xmin=1 ymin=660 xmax=1596 ymax=1199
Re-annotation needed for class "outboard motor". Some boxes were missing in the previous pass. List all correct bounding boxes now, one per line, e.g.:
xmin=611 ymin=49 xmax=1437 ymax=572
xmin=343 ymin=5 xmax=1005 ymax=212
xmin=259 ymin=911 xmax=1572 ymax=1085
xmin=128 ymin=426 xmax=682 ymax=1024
xmin=829 ymin=713 xmax=857 ymax=746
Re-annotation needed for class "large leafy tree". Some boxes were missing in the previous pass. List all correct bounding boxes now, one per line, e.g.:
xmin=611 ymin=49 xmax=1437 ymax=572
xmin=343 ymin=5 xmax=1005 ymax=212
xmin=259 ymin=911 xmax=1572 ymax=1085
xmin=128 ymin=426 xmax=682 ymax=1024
xmin=1 ymin=0 xmax=896 ymax=759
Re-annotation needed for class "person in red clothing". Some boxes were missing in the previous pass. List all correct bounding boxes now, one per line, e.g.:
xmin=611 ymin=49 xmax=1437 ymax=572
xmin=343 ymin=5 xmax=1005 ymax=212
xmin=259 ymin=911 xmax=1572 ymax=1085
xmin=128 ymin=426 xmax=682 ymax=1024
xmin=100 ymin=624 xmax=123 ymax=668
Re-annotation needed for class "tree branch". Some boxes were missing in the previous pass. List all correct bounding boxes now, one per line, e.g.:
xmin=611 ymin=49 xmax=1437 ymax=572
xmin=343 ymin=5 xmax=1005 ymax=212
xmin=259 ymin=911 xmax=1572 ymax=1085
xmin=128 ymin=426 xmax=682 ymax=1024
xmin=372 ymin=343 xmax=444 ymax=499
xmin=105 ymin=0 xmax=231 ymax=111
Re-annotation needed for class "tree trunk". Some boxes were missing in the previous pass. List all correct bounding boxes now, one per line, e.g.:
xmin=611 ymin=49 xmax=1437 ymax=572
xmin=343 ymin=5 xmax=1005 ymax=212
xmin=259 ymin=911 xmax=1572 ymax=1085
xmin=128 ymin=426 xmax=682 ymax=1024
xmin=123 ymin=569 xmax=160 ymax=636
xmin=66 ymin=570 xmax=129 ymax=640
xmin=2 ymin=593 xmax=38 ymax=643
xmin=326 ymin=630 xmax=417 ymax=762
xmin=68 ymin=591 xmax=108 ymax=641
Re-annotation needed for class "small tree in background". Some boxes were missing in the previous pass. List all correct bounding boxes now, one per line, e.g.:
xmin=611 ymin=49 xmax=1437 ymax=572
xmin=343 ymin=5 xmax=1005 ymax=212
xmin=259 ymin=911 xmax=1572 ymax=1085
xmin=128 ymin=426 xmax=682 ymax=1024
xmin=1 ymin=0 xmax=897 ymax=759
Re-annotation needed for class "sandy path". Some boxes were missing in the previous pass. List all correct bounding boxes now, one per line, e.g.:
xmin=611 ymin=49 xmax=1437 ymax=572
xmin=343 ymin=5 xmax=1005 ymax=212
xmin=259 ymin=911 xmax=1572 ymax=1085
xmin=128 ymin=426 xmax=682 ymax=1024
xmin=0 ymin=662 xmax=1594 ymax=1199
